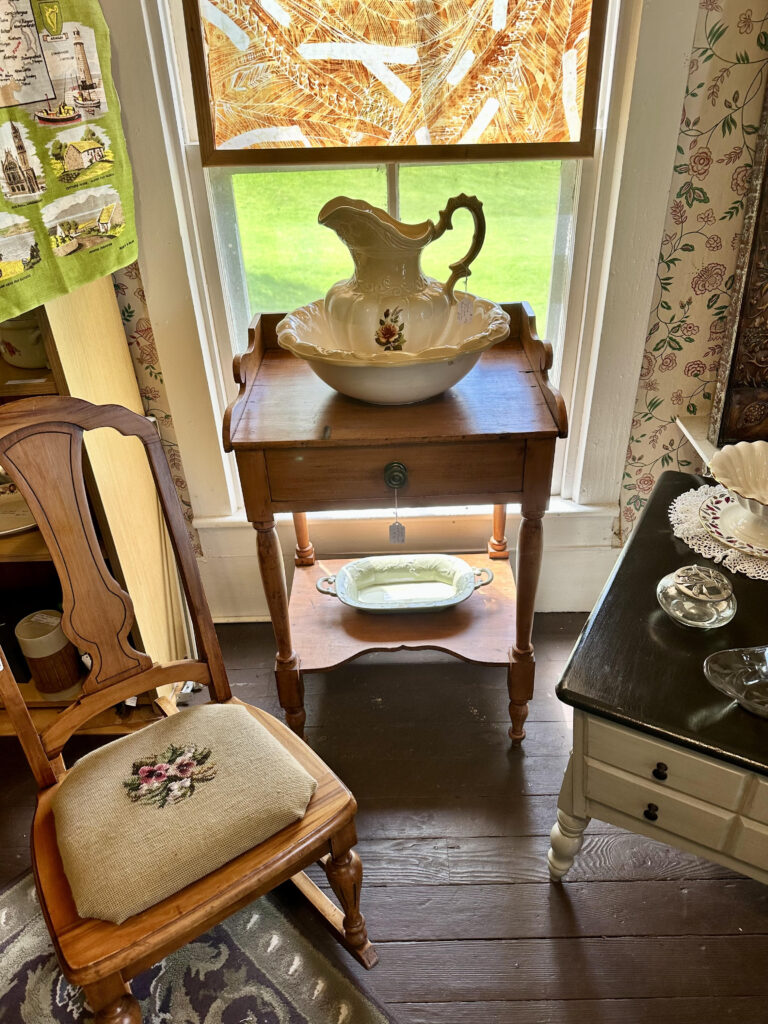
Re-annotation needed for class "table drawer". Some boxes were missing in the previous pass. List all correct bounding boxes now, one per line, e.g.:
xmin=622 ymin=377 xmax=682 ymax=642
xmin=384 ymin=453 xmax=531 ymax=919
xmin=266 ymin=441 xmax=525 ymax=505
xmin=731 ymin=817 xmax=768 ymax=872
xmin=585 ymin=760 xmax=734 ymax=850
xmin=586 ymin=717 xmax=748 ymax=811
xmin=744 ymin=775 xmax=768 ymax=826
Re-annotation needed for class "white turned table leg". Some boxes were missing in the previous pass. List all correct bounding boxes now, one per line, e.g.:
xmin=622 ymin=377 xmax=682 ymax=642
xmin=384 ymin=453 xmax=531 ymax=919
xmin=548 ymin=807 xmax=590 ymax=881
xmin=548 ymin=751 xmax=590 ymax=881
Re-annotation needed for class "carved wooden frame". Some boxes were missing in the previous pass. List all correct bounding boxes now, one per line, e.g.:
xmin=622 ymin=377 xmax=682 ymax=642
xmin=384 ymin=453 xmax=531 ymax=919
xmin=709 ymin=84 xmax=768 ymax=446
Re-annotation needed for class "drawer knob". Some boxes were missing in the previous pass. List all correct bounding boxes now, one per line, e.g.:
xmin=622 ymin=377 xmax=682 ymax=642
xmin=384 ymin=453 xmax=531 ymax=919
xmin=643 ymin=803 xmax=659 ymax=822
xmin=652 ymin=762 xmax=668 ymax=781
xmin=384 ymin=461 xmax=408 ymax=489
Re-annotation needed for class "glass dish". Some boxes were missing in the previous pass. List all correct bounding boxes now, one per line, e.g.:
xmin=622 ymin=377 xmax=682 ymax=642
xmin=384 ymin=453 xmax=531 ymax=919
xmin=703 ymin=646 xmax=768 ymax=718
xmin=656 ymin=564 xmax=736 ymax=629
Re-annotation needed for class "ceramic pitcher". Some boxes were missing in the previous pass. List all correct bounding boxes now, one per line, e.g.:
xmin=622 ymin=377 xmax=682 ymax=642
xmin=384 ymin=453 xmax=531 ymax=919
xmin=318 ymin=194 xmax=486 ymax=354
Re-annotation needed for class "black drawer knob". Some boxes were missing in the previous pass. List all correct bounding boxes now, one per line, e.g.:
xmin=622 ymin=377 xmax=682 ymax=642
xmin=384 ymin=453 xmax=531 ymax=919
xmin=643 ymin=803 xmax=659 ymax=822
xmin=384 ymin=461 xmax=408 ymax=489
xmin=652 ymin=762 xmax=668 ymax=781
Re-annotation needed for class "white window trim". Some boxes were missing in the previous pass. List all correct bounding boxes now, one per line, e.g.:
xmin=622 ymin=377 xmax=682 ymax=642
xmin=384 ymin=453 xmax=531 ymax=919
xmin=103 ymin=0 xmax=699 ymax=616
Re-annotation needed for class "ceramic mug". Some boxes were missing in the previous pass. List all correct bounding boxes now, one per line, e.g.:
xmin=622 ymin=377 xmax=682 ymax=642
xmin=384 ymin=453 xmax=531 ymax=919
xmin=0 ymin=312 xmax=47 ymax=369
xmin=15 ymin=609 xmax=83 ymax=698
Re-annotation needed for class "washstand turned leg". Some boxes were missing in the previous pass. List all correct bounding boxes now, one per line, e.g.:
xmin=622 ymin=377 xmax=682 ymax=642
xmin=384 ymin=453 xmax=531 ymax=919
xmin=508 ymin=509 xmax=544 ymax=743
xmin=488 ymin=503 xmax=509 ymax=559
xmin=255 ymin=519 xmax=305 ymax=738
xmin=292 ymin=512 xmax=316 ymax=566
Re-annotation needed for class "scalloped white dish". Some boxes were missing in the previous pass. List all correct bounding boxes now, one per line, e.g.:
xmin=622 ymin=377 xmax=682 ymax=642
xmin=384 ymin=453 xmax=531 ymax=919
xmin=316 ymin=554 xmax=493 ymax=614
xmin=709 ymin=440 xmax=768 ymax=521
xmin=276 ymin=295 xmax=509 ymax=404
xmin=700 ymin=490 xmax=768 ymax=557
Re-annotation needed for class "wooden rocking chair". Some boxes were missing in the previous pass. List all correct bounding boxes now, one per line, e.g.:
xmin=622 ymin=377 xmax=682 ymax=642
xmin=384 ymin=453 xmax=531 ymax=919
xmin=0 ymin=396 xmax=376 ymax=1024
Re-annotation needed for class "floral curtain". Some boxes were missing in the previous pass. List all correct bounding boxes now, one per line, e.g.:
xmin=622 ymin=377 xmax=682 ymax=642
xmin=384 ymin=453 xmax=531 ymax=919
xmin=620 ymin=0 xmax=768 ymax=541
xmin=112 ymin=261 xmax=201 ymax=553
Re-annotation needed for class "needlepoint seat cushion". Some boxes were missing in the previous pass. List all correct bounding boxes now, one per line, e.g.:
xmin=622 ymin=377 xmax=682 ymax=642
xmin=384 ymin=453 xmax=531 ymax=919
xmin=51 ymin=703 xmax=318 ymax=924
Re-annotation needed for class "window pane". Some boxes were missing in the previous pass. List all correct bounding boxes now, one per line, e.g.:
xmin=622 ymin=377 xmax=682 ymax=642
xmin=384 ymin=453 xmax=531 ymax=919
xmin=232 ymin=167 xmax=387 ymax=314
xmin=398 ymin=161 xmax=560 ymax=334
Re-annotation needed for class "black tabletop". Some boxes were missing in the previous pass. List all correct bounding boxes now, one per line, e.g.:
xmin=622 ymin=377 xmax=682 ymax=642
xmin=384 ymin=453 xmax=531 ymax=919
xmin=557 ymin=471 xmax=768 ymax=776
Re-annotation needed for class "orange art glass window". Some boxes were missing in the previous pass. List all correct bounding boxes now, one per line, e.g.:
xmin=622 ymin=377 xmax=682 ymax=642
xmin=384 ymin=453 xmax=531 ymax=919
xmin=185 ymin=0 xmax=606 ymax=165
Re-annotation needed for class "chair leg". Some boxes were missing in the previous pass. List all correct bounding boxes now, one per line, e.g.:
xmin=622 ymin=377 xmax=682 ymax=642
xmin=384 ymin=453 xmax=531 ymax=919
xmin=84 ymin=976 xmax=142 ymax=1024
xmin=289 ymin=821 xmax=378 ymax=968
xmin=324 ymin=823 xmax=375 ymax=953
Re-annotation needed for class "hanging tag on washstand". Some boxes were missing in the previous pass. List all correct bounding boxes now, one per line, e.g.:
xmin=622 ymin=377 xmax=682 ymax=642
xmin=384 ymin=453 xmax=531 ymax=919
xmin=456 ymin=274 xmax=473 ymax=325
xmin=389 ymin=486 xmax=406 ymax=544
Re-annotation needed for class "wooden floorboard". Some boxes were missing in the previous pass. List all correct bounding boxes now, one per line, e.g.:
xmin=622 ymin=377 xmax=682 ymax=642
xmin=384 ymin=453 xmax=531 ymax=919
xmin=2 ymin=614 xmax=768 ymax=1023
xmin=394 ymin=997 xmax=768 ymax=1024
xmin=351 ymin=936 xmax=768 ymax=1001
xmin=356 ymin=880 xmax=768 ymax=940
xmin=352 ymin=794 xmax=615 ymax=839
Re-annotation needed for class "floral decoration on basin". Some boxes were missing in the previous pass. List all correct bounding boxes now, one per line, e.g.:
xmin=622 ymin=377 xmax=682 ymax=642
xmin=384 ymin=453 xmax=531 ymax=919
xmin=276 ymin=295 xmax=509 ymax=405
xmin=123 ymin=743 xmax=217 ymax=808
xmin=375 ymin=306 xmax=406 ymax=351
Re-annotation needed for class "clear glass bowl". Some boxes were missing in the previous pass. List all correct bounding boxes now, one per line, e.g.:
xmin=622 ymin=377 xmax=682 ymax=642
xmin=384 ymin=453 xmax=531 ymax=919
xmin=703 ymin=646 xmax=768 ymax=718
xmin=656 ymin=565 xmax=736 ymax=629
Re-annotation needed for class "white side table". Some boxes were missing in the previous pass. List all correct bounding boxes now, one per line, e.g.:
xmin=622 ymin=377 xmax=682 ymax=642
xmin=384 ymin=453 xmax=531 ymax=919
xmin=548 ymin=471 xmax=768 ymax=884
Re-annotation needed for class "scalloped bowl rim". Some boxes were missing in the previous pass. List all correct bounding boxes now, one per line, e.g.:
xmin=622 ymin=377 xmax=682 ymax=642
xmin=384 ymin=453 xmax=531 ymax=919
xmin=709 ymin=440 xmax=768 ymax=508
xmin=276 ymin=296 xmax=510 ymax=368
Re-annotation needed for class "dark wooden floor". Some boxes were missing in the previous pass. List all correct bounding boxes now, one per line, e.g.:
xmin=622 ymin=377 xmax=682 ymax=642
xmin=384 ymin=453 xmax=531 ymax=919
xmin=3 ymin=614 xmax=768 ymax=1023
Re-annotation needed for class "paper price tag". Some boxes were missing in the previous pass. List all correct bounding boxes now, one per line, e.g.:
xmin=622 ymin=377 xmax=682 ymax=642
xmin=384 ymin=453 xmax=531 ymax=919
xmin=389 ymin=521 xmax=406 ymax=544
xmin=456 ymin=295 xmax=474 ymax=324
xmin=29 ymin=612 xmax=60 ymax=626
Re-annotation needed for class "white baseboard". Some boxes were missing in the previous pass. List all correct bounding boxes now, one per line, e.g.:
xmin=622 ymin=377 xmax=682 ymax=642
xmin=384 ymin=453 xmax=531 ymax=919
xmin=195 ymin=503 xmax=620 ymax=621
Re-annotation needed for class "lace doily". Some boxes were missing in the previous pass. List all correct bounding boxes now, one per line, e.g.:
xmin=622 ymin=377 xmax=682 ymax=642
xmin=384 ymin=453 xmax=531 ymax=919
xmin=669 ymin=484 xmax=768 ymax=580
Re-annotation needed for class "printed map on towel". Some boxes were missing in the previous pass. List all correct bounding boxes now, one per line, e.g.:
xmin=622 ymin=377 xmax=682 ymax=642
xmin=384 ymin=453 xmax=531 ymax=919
xmin=0 ymin=0 xmax=137 ymax=320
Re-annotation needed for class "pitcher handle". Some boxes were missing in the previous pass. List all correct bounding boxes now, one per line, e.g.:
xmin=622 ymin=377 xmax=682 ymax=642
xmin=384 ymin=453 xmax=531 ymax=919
xmin=433 ymin=194 xmax=487 ymax=303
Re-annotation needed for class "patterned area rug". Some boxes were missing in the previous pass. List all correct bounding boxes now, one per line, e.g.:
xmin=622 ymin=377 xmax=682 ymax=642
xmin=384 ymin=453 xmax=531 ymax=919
xmin=0 ymin=874 xmax=394 ymax=1023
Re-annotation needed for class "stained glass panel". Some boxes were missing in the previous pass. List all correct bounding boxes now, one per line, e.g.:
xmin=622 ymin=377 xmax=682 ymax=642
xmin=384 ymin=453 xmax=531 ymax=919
xmin=185 ymin=0 xmax=605 ymax=165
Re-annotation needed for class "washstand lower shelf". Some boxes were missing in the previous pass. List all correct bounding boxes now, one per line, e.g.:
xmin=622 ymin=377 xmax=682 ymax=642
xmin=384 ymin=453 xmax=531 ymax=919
xmin=289 ymin=553 xmax=517 ymax=673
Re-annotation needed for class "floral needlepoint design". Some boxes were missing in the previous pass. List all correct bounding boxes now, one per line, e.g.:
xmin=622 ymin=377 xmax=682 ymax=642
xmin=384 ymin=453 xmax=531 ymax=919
xmin=123 ymin=743 xmax=216 ymax=808
xmin=375 ymin=307 xmax=406 ymax=351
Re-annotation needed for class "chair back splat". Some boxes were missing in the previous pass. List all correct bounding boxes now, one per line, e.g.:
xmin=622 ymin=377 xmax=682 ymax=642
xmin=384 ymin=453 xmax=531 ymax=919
xmin=0 ymin=397 xmax=231 ymax=768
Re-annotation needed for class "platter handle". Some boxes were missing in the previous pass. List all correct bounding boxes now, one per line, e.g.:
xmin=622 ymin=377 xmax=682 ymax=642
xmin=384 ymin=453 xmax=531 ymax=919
xmin=473 ymin=567 xmax=494 ymax=590
xmin=316 ymin=575 xmax=338 ymax=596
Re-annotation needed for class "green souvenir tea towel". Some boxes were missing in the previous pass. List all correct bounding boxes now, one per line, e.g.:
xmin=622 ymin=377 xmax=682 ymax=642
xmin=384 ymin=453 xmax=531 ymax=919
xmin=0 ymin=0 xmax=137 ymax=320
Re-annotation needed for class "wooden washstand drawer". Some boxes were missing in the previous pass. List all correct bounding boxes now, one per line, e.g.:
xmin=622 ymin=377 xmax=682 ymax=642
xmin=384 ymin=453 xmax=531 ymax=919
xmin=744 ymin=774 xmax=768 ymax=826
xmin=585 ymin=760 xmax=734 ymax=849
xmin=731 ymin=817 xmax=768 ymax=872
xmin=586 ymin=717 xmax=748 ymax=811
xmin=265 ymin=441 xmax=525 ymax=504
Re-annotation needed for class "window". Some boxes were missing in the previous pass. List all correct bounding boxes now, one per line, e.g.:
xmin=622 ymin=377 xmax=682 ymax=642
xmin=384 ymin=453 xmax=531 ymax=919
xmin=108 ymin=0 xmax=700 ymax=615
xmin=229 ymin=160 xmax=561 ymax=338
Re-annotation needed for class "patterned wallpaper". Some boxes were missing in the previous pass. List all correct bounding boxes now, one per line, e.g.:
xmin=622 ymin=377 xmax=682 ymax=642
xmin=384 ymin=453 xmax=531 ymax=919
xmin=620 ymin=0 xmax=768 ymax=541
xmin=112 ymin=261 xmax=201 ymax=553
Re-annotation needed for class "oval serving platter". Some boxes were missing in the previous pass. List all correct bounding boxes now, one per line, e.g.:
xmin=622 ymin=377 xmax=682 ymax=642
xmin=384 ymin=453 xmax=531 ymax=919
xmin=316 ymin=553 xmax=493 ymax=614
